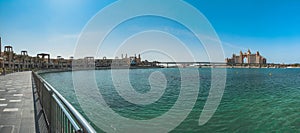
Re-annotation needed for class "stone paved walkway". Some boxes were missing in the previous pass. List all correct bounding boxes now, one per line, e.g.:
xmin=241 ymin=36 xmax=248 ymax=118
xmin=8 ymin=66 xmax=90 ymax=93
xmin=0 ymin=72 xmax=35 ymax=133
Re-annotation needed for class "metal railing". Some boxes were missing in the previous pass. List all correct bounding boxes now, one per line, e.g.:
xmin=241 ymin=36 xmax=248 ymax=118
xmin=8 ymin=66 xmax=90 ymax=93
xmin=32 ymin=72 xmax=96 ymax=133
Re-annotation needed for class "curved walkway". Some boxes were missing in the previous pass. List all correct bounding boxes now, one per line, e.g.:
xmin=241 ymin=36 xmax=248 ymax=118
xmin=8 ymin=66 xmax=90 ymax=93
xmin=0 ymin=72 xmax=35 ymax=133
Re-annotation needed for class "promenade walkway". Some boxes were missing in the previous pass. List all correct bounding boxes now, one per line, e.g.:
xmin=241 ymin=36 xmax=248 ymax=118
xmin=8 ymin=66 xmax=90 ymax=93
xmin=0 ymin=72 xmax=35 ymax=133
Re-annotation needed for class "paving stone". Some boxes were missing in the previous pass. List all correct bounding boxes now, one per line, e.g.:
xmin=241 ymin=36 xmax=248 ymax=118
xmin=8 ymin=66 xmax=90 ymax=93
xmin=0 ymin=72 xmax=36 ymax=133
xmin=0 ymin=125 xmax=14 ymax=133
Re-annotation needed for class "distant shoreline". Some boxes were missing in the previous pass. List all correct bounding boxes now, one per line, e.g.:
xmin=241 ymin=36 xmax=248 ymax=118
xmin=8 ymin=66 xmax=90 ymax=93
xmin=34 ymin=65 xmax=300 ymax=74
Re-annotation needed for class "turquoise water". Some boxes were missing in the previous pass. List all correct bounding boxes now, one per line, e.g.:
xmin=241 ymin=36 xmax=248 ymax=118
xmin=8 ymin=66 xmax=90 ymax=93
xmin=40 ymin=68 xmax=300 ymax=132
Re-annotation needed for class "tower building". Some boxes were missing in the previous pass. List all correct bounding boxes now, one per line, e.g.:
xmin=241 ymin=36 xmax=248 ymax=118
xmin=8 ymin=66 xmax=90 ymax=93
xmin=226 ymin=49 xmax=267 ymax=64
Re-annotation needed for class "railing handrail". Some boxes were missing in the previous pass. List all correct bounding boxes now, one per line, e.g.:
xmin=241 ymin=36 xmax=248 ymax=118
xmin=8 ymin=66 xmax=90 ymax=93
xmin=52 ymin=94 xmax=81 ymax=132
xmin=33 ymin=72 xmax=97 ymax=133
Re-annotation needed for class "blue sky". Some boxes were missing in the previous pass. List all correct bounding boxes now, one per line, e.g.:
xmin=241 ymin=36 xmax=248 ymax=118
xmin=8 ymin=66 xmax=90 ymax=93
xmin=0 ymin=0 xmax=300 ymax=63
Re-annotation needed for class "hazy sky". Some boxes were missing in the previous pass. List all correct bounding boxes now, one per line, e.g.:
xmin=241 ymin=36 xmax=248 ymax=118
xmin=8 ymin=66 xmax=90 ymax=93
xmin=0 ymin=0 xmax=299 ymax=63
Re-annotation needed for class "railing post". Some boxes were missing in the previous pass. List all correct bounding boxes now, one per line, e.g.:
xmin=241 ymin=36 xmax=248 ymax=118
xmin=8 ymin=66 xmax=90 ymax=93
xmin=32 ymin=72 xmax=96 ymax=133
xmin=49 ymin=90 xmax=53 ymax=133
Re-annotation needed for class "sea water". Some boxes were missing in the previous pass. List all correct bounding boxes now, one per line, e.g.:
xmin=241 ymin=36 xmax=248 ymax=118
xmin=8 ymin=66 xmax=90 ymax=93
xmin=40 ymin=68 xmax=300 ymax=132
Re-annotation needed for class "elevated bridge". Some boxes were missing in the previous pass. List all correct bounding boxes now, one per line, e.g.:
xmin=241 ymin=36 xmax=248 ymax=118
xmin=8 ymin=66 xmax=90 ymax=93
xmin=156 ymin=62 xmax=227 ymax=67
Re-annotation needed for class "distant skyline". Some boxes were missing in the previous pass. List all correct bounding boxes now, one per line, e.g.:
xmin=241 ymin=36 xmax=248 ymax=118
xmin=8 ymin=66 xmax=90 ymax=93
xmin=0 ymin=0 xmax=300 ymax=63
